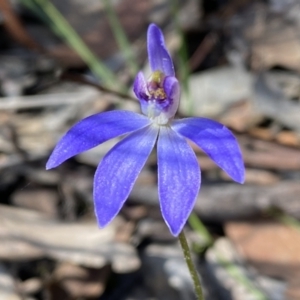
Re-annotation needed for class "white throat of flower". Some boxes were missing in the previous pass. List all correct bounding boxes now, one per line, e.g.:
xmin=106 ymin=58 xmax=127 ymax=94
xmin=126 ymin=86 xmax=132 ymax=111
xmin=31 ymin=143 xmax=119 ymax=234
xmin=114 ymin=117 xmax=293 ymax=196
xmin=145 ymin=71 xmax=170 ymax=126
xmin=147 ymin=101 xmax=169 ymax=125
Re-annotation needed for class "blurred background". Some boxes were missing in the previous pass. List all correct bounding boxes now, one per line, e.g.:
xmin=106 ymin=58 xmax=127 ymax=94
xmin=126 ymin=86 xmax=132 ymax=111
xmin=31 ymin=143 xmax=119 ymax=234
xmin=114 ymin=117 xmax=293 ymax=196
xmin=0 ymin=0 xmax=300 ymax=299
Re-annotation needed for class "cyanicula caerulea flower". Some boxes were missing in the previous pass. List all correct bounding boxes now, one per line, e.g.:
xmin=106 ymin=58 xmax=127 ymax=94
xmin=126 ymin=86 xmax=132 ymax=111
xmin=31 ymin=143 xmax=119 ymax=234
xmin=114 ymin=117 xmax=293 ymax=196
xmin=46 ymin=24 xmax=244 ymax=236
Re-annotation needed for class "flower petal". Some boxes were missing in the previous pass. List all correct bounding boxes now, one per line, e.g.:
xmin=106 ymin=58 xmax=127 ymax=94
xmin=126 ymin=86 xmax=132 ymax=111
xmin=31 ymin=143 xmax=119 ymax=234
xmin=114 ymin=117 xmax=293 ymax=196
xmin=94 ymin=125 xmax=158 ymax=227
xmin=172 ymin=118 xmax=245 ymax=183
xmin=157 ymin=127 xmax=200 ymax=236
xmin=133 ymin=71 xmax=149 ymax=115
xmin=162 ymin=76 xmax=180 ymax=119
xmin=133 ymin=71 xmax=147 ymax=100
xmin=46 ymin=111 xmax=151 ymax=169
xmin=147 ymin=24 xmax=175 ymax=76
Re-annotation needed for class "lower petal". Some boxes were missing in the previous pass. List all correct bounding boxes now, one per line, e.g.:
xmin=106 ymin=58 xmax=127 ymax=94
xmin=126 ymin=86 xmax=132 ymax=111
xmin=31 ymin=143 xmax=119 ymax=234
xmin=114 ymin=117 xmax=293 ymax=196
xmin=94 ymin=125 xmax=158 ymax=227
xmin=172 ymin=118 xmax=245 ymax=183
xmin=46 ymin=110 xmax=151 ymax=169
xmin=157 ymin=127 xmax=200 ymax=236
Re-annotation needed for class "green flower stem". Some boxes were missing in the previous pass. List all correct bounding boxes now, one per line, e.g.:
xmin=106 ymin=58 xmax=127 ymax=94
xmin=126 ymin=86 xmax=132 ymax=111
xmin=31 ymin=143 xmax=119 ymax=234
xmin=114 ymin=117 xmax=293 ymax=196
xmin=178 ymin=230 xmax=204 ymax=300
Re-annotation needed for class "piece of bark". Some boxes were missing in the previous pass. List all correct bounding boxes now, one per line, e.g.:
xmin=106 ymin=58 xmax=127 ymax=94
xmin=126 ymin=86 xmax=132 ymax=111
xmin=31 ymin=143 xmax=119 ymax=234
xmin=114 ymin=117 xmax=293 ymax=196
xmin=250 ymin=17 xmax=300 ymax=72
xmin=18 ymin=278 xmax=42 ymax=296
xmin=50 ymin=263 xmax=110 ymax=298
xmin=0 ymin=0 xmax=41 ymax=51
xmin=225 ymin=222 xmax=300 ymax=279
xmin=0 ymin=263 xmax=21 ymax=300
xmin=11 ymin=189 xmax=59 ymax=218
xmin=248 ymin=126 xmax=300 ymax=147
xmin=0 ymin=86 xmax=99 ymax=110
xmin=275 ymin=131 xmax=300 ymax=147
xmin=225 ymin=221 xmax=300 ymax=299
xmin=221 ymin=168 xmax=280 ymax=185
xmin=239 ymin=136 xmax=300 ymax=170
xmin=180 ymin=66 xmax=254 ymax=118
xmin=219 ymin=100 xmax=263 ymax=132
xmin=254 ymin=73 xmax=300 ymax=132
xmin=205 ymin=238 xmax=286 ymax=300
xmin=0 ymin=205 xmax=140 ymax=273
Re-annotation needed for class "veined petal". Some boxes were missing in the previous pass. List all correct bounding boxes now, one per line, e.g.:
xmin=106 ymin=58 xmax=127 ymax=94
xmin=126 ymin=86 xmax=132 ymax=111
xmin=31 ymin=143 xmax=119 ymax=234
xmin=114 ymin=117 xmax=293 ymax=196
xmin=46 ymin=111 xmax=151 ymax=169
xmin=172 ymin=118 xmax=245 ymax=183
xmin=162 ymin=76 xmax=180 ymax=119
xmin=133 ymin=71 xmax=147 ymax=100
xmin=133 ymin=71 xmax=149 ymax=116
xmin=94 ymin=125 xmax=158 ymax=227
xmin=157 ymin=126 xmax=200 ymax=236
xmin=147 ymin=24 xmax=175 ymax=76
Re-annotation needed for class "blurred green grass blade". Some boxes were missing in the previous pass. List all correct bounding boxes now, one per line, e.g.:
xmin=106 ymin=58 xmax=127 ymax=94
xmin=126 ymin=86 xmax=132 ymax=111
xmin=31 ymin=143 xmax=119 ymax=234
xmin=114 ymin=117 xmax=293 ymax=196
xmin=269 ymin=208 xmax=300 ymax=232
xmin=188 ymin=212 xmax=213 ymax=254
xmin=103 ymin=0 xmax=138 ymax=76
xmin=21 ymin=0 xmax=125 ymax=91
xmin=188 ymin=212 xmax=213 ymax=248
xmin=265 ymin=207 xmax=300 ymax=230
xmin=188 ymin=214 xmax=266 ymax=299
xmin=279 ymin=214 xmax=300 ymax=231
xmin=217 ymin=253 xmax=267 ymax=300
xmin=172 ymin=0 xmax=192 ymax=113
xmin=176 ymin=27 xmax=191 ymax=107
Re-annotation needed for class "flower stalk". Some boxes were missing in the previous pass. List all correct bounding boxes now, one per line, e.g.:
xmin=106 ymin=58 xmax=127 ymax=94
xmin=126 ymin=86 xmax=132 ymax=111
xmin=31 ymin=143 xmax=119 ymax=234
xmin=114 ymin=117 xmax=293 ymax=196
xmin=178 ymin=230 xmax=204 ymax=300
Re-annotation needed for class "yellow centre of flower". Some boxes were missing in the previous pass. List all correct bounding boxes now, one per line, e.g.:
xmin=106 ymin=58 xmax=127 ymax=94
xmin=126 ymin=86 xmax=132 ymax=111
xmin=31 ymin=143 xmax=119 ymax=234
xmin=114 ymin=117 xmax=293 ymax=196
xmin=147 ymin=70 xmax=167 ymax=100
xmin=151 ymin=70 xmax=164 ymax=84
xmin=149 ymin=88 xmax=166 ymax=99
xmin=145 ymin=70 xmax=169 ymax=125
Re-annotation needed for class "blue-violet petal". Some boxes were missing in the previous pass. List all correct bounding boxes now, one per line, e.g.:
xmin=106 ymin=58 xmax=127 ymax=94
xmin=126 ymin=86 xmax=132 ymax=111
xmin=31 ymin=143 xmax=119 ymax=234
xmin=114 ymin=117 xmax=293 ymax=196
xmin=133 ymin=71 xmax=147 ymax=100
xmin=147 ymin=23 xmax=175 ymax=76
xmin=46 ymin=110 xmax=151 ymax=169
xmin=133 ymin=71 xmax=149 ymax=116
xmin=94 ymin=125 xmax=158 ymax=227
xmin=172 ymin=118 xmax=245 ymax=183
xmin=157 ymin=126 xmax=200 ymax=236
xmin=162 ymin=76 xmax=180 ymax=119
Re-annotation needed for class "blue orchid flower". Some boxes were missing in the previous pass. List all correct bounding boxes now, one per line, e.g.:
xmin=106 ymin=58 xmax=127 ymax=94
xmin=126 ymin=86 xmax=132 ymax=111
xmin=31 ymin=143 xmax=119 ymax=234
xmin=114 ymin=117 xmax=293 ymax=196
xmin=46 ymin=24 xmax=244 ymax=236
